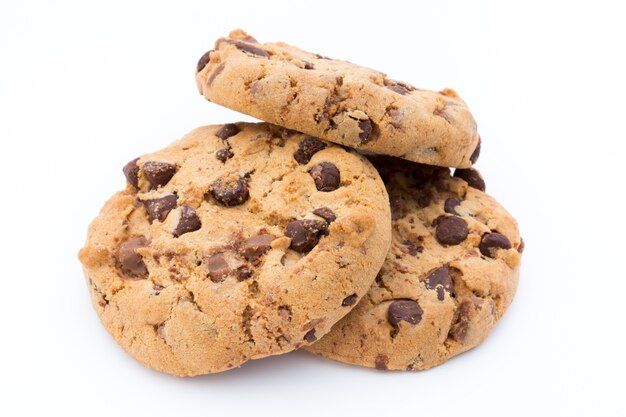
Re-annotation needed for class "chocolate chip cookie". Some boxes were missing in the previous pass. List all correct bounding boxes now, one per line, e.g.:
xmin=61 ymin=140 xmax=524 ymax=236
xmin=306 ymin=159 xmax=522 ymax=371
xmin=78 ymin=123 xmax=391 ymax=376
xmin=195 ymin=30 xmax=481 ymax=168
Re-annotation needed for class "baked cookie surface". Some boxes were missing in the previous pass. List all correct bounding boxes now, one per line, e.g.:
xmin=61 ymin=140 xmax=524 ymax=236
xmin=78 ymin=123 xmax=391 ymax=376
xmin=306 ymin=159 xmax=522 ymax=371
xmin=195 ymin=30 xmax=481 ymax=168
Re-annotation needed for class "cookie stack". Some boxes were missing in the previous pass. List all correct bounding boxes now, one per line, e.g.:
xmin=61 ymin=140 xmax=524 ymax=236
xmin=79 ymin=30 xmax=523 ymax=376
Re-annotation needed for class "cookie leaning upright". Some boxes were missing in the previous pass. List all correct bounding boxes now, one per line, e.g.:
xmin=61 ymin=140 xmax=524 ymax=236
xmin=78 ymin=123 xmax=391 ymax=376
xmin=306 ymin=159 xmax=523 ymax=371
xmin=195 ymin=30 xmax=481 ymax=168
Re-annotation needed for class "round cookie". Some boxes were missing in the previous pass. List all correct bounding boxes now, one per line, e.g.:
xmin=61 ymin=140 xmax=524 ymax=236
xmin=305 ymin=159 xmax=522 ymax=371
xmin=195 ymin=30 xmax=481 ymax=169
xmin=78 ymin=122 xmax=391 ymax=376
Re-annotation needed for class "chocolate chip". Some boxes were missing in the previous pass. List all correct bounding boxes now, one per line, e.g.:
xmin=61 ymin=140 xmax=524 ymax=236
xmin=384 ymin=79 xmax=415 ymax=95
xmin=449 ymin=297 xmax=482 ymax=343
xmin=303 ymin=328 xmax=317 ymax=343
xmin=117 ymin=237 xmax=149 ymax=278
xmin=303 ymin=61 xmax=314 ymax=69
xmin=236 ymin=266 xmax=253 ymax=281
xmin=358 ymin=119 xmax=373 ymax=143
xmin=233 ymin=41 xmax=269 ymax=57
xmin=375 ymin=354 xmax=389 ymax=370
xmin=143 ymin=161 xmax=177 ymax=190
xmin=479 ymin=233 xmax=512 ymax=258
xmin=454 ymin=168 xmax=486 ymax=192
xmin=285 ymin=219 xmax=327 ymax=253
xmin=470 ymin=136 xmax=481 ymax=164
xmin=435 ymin=216 xmax=469 ymax=245
xmin=313 ymin=207 xmax=336 ymax=223
xmin=387 ymin=300 xmax=423 ymax=327
xmin=207 ymin=62 xmax=225 ymax=86
xmin=210 ymin=177 xmax=249 ymax=206
xmin=310 ymin=162 xmax=340 ymax=192
xmin=518 ymin=238 xmax=525 ymax=254
xmin=404 ymin=241 xmax=423 ymax=256
xmin=216 ymin=123 xmax=240 ymax=140
xmin=206 ymin=253 xmax=229 ymax=282
xmin=342 ymin=294 xmax=358 ymax=306
xmin=386 ymin=84 xmax=410 ymax=95
xmin=196 ymin=50 xmax=213 ymax=72
xmin=444 ymin=197 xmax=461 ymax=215
xmin=215 ymin=148 xmax=233 ymax=162
xmin=142 ymin=194 xmax=178 ymax=223
xmin=293 ymin=136 xmax=326 ymax=164
xmin=122 ymin=158 xmax=140 ymax=189
xmin=424 ymin=265 xmax=453 ymax=301
xmin=173 ymin=205 xmax=201 ymax=237
xmin=242 ymin=234 xmax=275 ymax=262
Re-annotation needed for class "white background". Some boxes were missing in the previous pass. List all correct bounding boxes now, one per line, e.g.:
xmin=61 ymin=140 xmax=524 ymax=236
xmin=1 ymin=1 xmax=624 ymax=415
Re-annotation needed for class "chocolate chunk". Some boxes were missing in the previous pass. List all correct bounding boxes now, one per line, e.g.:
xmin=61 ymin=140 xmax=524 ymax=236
xmin=388 ymin=300 xmax=423 ymax=327
xmin=424 ymin=265 xmax=453 ymax=301
xmin=285 ymin=219 xmax=327 ymax=253
xmin=233 ymin=41 xmax=269 ymax=57
xmin=470 ymin=136 xmax=481 ymax=164
xmin=215 ymin=148 xmax=233 ymax=162
xmin=479 ymin=232 xmax=512 ymax=258
xmin=173 ymin=205 xmax=201 ymax=237
xmin=384 ymin=79 xmax=414 ymax=95
xmin=304 ymin=328 xmax=317 ymax=343
xmin=449 ymin=297 xmax=482 ymax=343
xmin=310 ymin=162 xmax=340 ymax=192
xmin=236 ymin=266 xmax=253 ymax=281
xmin=518 ymin=238 xmax=525 ymax=254
xmin=142 ymin=194 xmax=178 ymax=223
xmin=293 ymin=136 xmax=326 ymax=164
xmin=375 ymin=354 xmax=389 ymax=370
xmin=358 ymin=119 xmax=373 ymax=143
xmin=207 ymin=63 xmax=225 ymax=86
xmin=117 ymin=237 xmax=149 ymax=278
xmin=342 ymin=294 xmax=358 ymax=306
xmin=206 ymin=253 xmax=229 ymax=282
xmin=242 ymin=234 xmax=275 ymax=262
xmin=210 ymin=177 xmax=249 ymax=206
xmin=122 ymin=157 xmax=140 ymax=189
xmin=303 ymin=61 xmax=314 ymax=70
xmin=143 ymin=161 xmax=177 ymax=190
xmin=435 ymin=216 xmax=469 ymax=245
xmin=216 ymin=123 xmax=240 ymax=140
xmin=313 ymin=207 xmax=336 ymax=223
xmin=454 ymin=168 xmax=486 ymax=191
xmin=196 ymin=50 xmax=213 ymax=72
xmin=404 ymin=240 xmax=423 ymax=256
xmin=444 ymin=197 xmax=461 ymax=215
xmin=386 ymin=84 xmax=410 ymax=95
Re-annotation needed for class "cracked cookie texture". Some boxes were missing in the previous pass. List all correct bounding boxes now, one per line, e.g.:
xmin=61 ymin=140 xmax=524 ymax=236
xmin=78 ymin=122 xmax=391 ymax=376
xmin=196 ymin=30 xmax=481 ymax=168
xmin=306 ymin=158 xmax=522 ymax=371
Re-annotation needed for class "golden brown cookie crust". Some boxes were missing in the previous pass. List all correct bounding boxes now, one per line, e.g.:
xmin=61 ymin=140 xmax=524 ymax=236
xmin=78 ymin=123 xmax=391 ymax=376
xmin=196 ymin=30 xmax=481 ymax=168
xmin=306 ymin=160 xmax=522 ymax=371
